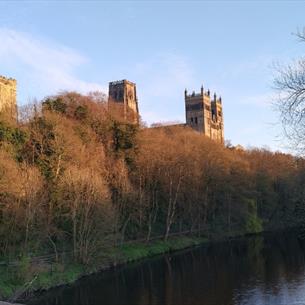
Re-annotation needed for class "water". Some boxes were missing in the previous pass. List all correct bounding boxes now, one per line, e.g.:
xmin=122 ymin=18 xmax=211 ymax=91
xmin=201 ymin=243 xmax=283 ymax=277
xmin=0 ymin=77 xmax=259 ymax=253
xmin=27 ymin=232 xmax=305 ymax=305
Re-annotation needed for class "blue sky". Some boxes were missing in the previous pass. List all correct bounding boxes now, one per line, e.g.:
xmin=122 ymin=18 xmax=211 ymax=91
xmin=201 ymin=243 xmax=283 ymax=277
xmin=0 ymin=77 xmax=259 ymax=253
xmin=0 ymin=1 xmax=305 ymax=151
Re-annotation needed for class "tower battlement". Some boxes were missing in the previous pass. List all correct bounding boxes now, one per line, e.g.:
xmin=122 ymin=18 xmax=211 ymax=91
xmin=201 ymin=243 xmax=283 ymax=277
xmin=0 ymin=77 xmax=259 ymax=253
xmin=109 ymin=79 xmax=136 ymax=86
xmin=0 ymin=75 xmax=17 ymax=85
xmin=0 ymin=75 xmax=17 ymax=121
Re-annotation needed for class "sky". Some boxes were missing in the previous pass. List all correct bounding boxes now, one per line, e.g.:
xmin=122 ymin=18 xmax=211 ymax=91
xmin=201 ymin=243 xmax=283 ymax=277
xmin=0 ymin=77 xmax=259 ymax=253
xmin=0 ymin=0 xmax=305 ymax=151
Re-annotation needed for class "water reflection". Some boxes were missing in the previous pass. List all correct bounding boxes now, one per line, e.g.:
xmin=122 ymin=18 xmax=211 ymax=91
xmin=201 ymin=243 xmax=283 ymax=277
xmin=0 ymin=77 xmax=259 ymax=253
xmin=27 ymin=232 xmax=305 ymax=305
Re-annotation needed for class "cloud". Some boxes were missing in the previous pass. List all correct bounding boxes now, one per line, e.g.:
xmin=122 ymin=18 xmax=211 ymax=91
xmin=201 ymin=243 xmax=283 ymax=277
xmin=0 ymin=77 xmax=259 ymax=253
xmin=0 ymin=28 xmax=105 ymax=100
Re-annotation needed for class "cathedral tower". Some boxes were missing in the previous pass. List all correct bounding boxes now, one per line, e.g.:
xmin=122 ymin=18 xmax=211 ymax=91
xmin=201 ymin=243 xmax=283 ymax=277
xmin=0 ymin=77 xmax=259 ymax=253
xmin=108 ymin=80 xmax=139 ymax=124
xmin=0 ymin=75 xmax=17 ymax=121
xmin=185 ymin=85 xmax=224 ymax=144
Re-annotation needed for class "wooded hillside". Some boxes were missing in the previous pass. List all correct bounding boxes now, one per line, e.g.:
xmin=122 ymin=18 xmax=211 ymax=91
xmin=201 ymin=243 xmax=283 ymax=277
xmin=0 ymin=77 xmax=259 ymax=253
xmin=0 ymin=92 xmax=304 ymax=264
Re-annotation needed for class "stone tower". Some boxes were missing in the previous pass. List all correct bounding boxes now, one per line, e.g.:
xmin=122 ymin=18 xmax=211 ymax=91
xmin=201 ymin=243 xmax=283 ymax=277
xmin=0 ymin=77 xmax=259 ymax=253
xmin=185 ymin=86 xmax=224 ymax=143
xmin=0 ymin=75 xmax=17 ymax=121
xmin=108 ymin=80 xmax=139 ymax=124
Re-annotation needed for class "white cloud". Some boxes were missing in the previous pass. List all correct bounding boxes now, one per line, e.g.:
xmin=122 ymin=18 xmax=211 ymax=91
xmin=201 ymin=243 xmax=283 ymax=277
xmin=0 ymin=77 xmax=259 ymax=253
xmin=0 ymin=28 xmax=105 ymax=99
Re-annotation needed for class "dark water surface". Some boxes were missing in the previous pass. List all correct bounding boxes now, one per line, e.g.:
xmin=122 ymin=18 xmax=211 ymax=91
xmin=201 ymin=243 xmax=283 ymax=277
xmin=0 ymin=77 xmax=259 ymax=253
xmin=27 ymin=232 xmax=305 ymax=305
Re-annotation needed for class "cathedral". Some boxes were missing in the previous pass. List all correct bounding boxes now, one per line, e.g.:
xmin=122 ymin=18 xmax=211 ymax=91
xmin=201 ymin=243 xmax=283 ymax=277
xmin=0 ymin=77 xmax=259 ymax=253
xmin=107 ymin=80 xmax=224 ymax=144
xmin=0 ymin=74 xmax=224 ymax=144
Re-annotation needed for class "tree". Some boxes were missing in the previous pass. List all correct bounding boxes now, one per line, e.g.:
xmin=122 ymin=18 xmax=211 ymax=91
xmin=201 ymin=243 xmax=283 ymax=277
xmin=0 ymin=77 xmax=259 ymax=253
xmin=274 ymin=29 xmax=305 ymax=153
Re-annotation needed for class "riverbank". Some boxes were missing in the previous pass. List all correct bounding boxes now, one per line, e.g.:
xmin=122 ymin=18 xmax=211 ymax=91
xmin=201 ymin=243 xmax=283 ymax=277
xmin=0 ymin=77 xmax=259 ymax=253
xmin=2 ymin=226 xmax=296 ymax=303
xmin=0 ymin=236 xmax=207 ymax=303
xmin=25 ymin=231 xmax=305 ymax=305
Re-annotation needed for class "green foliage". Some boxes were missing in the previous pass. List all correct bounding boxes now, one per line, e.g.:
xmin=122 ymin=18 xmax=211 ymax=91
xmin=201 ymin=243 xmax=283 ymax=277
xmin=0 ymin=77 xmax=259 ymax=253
xmin=17 ymin=256 xmax=31 ymax=281
xmin=110 ymin=121 xmax=138 ymax=166
xmin=0 ymin=122 xmax=24 ymax=144
xmin=26 ymin=116 xmax=57 ymax=179
xmin=244 ymin=199 xmax=263 ymax=234
xmin=74 ymin=105 xmax=88 ymax=120
xmin=0 ymin=237 xmax=206 ymax=300
xmin=120 ymin=237 xmax=207 ymax=262
xmin=0 ymin=262 xmax=84 ymax=299
xmin=34 ymin=263 xmax=83 ymax=290
xmin=0 ymin=256 xmax=32 ymax=299
xmin=0 ymin=121 xmax=28 ymax=160
xmin=43 ymin=98 xmax=67 ymax=114
xmin=0 ymin=267 xmax=22 ymax=299
xmin=0 ymin=283 xmax=16 ymax=300
xmin=112 ymin=122 xmax=137 ymax=151
xmin=245 ymin=214 xmax=263 ymax=234
xmin=120 ymin=244 xmax=151 ymax=261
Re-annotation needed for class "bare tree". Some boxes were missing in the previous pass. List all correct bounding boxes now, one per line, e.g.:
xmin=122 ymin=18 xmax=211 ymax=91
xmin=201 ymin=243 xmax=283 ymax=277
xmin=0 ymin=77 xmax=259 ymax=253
xmin=274 ymin=28 xmax=305 ymax=153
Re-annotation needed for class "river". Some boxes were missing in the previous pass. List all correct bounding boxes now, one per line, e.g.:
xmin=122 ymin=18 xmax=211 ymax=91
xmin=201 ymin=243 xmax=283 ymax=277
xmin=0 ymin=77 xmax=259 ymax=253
xmin=27 ymin=231 xmax=305 ymax=305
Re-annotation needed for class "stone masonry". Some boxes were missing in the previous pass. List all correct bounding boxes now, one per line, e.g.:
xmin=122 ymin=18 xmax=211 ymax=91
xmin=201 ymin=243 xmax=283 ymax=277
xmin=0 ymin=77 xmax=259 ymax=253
xmin=108 ymin=79 xmax=139 ymax=124
xmin=0 ymin=75 xmax=17 ymax=121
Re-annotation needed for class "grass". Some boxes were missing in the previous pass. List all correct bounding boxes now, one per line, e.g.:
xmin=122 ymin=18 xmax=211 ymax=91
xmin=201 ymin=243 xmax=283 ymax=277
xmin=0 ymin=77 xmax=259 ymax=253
xmin=119 ymin=236 xmax=208 ymax=262
xmin=0 ymin=235 xmax=208 ymax=301
xmin=0 ymin=277 xmax=18 ymax=300
xmin=33 ymin=263 xmax=84 ymax=290
xmin=0 ymin=267 xmax=23 ymax=300
xmin=0 ymin=262 xmax=84 ymax=300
